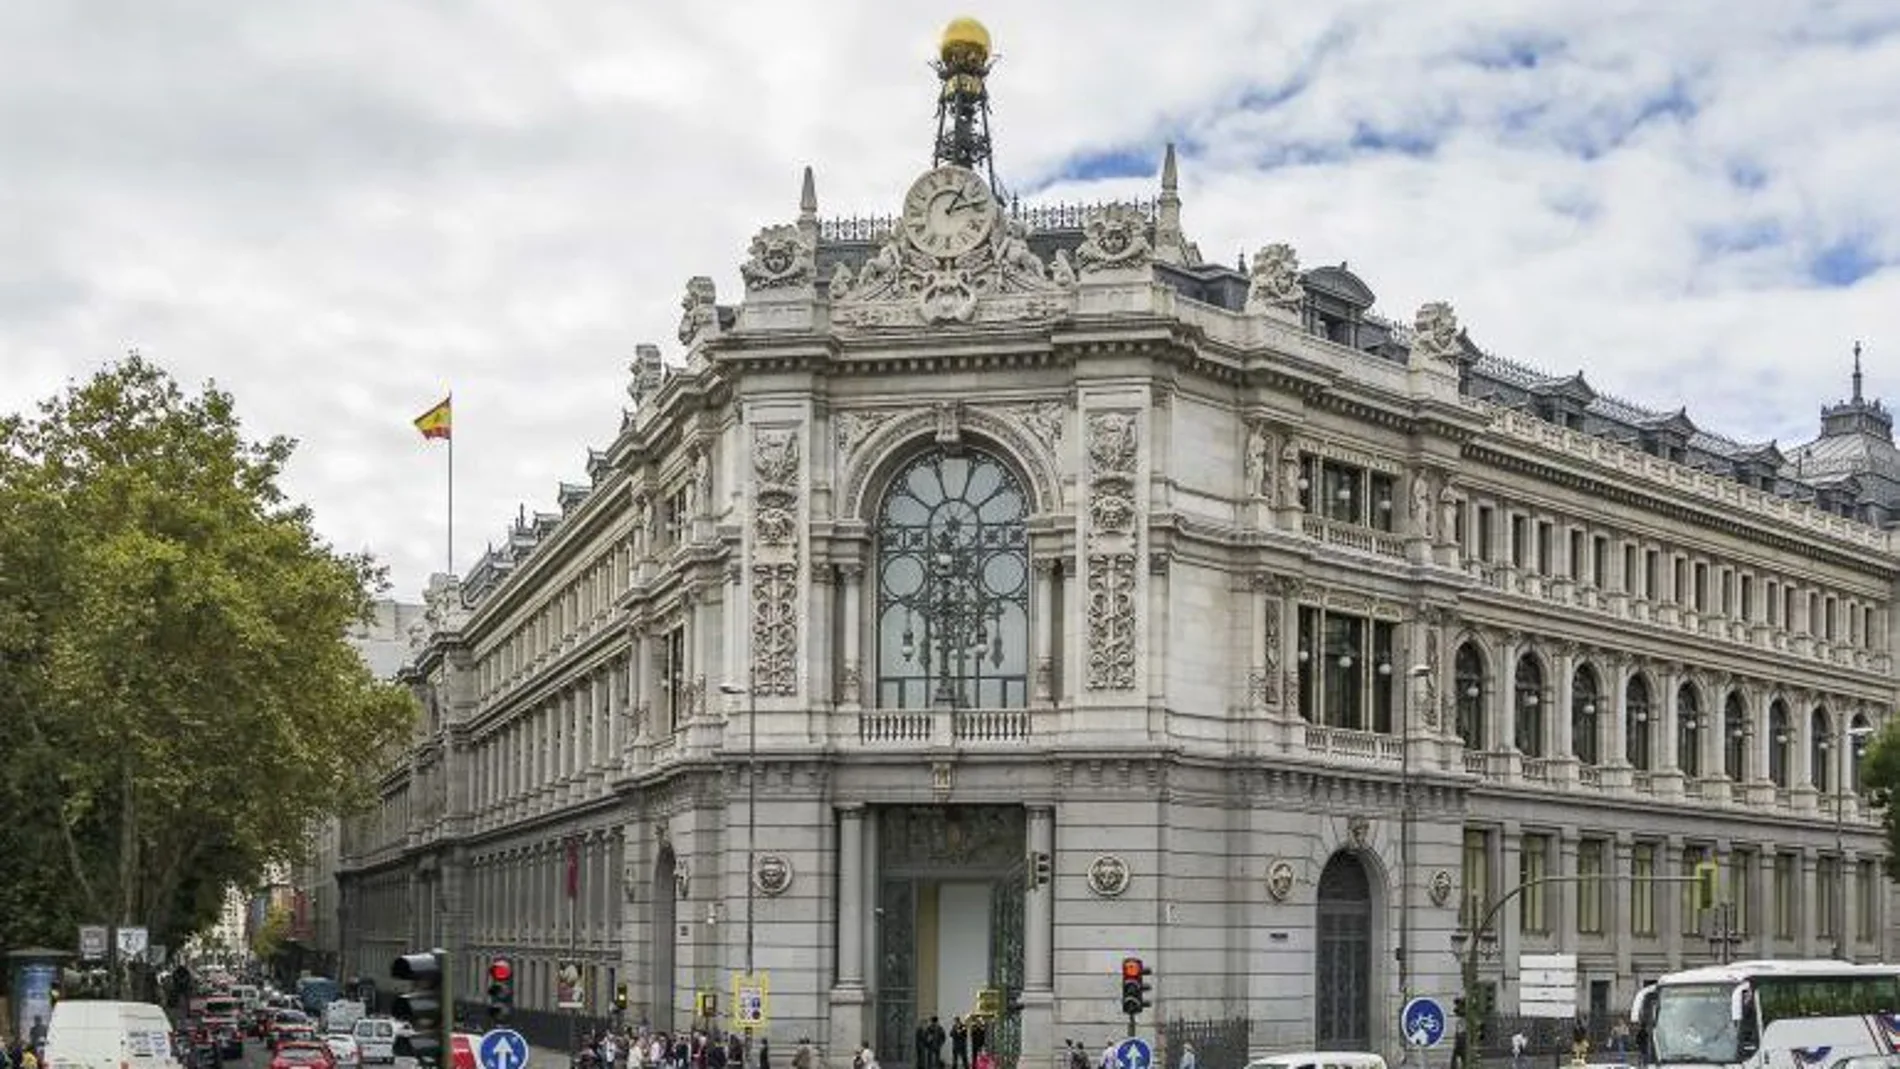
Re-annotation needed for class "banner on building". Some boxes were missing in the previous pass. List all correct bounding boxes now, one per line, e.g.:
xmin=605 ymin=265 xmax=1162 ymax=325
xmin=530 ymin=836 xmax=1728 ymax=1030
xmin=730 ymin=972 xmax=769 ymax=1029
xmin=556 ymin=960 xmax=585 ymax=1010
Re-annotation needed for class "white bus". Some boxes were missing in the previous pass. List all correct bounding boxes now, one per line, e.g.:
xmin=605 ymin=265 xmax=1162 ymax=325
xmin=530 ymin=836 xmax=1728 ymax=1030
xmin=1631 ymin=960 xmax=1900 ymax=1069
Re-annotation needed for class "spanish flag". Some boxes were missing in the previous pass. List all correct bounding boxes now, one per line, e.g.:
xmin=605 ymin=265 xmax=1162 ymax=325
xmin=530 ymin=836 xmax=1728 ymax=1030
xmin=413 ymin=395 xmax=452 ymax=441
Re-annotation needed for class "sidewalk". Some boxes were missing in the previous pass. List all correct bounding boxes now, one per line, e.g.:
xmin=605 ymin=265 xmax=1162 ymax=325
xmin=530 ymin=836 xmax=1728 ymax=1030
xmin=526 ymin=1043 xmax=568 ymax=1069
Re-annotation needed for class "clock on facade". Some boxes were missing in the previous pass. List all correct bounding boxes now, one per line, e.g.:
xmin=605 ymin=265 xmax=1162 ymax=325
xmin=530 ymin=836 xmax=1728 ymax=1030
xmin=901 ymin=166 xmax=996 ymax=258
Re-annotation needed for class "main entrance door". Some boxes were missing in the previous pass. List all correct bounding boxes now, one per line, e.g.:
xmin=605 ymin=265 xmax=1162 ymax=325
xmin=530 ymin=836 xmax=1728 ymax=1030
xmin=874 ymin=806 xmax=1026 ymax=1069
xmin=1315 ymin=851 xmax=1372 ymax=1051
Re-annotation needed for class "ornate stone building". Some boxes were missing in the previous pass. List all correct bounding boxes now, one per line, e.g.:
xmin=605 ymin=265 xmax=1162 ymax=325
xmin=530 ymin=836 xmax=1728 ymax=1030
xmin=336 ymin=19 xmax=1900 ymax=1066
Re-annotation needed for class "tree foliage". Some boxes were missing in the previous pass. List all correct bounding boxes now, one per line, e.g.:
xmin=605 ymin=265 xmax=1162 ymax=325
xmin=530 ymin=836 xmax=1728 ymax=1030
xmin=1859 ymin=718 xmax=1900 ymax=882
xmin=250 ymin=902 xmax=292 ymax=962
xmin=0 ymin=355 xmax=416 ymax=953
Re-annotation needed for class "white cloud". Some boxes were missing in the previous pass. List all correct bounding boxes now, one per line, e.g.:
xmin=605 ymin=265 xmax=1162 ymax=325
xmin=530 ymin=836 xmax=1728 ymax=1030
xmin=3 ymin=0 xmax=1896 ymax=598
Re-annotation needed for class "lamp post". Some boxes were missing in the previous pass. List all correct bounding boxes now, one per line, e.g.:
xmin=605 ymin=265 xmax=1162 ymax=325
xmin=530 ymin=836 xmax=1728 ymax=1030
xmin=1826 ymin=719 xmax=1874 ymax=960
xmin=1401 ymin=662 xmax=1430 ymax=1005
xmin=718 ymin=673 xmax=759 ymax=974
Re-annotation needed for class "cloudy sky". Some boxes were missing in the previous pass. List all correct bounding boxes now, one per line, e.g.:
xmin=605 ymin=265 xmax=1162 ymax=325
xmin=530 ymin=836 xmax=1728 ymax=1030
xmin=6 ymin=1 xmax=1899 ymax=601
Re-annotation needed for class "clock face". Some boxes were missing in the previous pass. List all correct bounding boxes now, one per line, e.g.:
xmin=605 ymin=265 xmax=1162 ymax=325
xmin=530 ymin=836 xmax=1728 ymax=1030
xmin=902 ymin=166 xmax=996 ymax=258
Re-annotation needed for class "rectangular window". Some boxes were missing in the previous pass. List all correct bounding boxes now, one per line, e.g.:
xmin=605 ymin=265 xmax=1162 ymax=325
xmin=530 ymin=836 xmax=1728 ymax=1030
xmin=1682 ymin=845 xmax=1710 ymax=935
xmin=1369 ymin=472 xmax=1397 ymax=532
xmin=1520 ymin=834 xmax=1550 ymax=933
xmin=1632 ymin=843 xmax=1657 ymax=936
xmin=1694 ymin=562 xmax=1708 ymax=612
xmin=1733 ymin=849 xmax=1755 ymax=936
xmin=1768 ymin=580 xmax=1781 ymax=626
xmin=1321 ymin=460 xmax=1363 ymax=524
xmin=1297 ymin=606 xmax=1320 ymax=722
xmin=1774 ymin=853 xmax=1797 ymax=939
xmin=1593 ymin=535 xmax=1609 ymax=588
xmin=1462 ymin=828 xmax=1493 ymax=929
xmin=1569 ymin=529 xmax=1584 ymax=580
xmin=1537 ymin=522 xmax=1553 ymax=576
xmin=1825 ymin=596 xmax=1838 ymax=641
xmin=1577 ymin=839 xmax=1606 ymax=935
xmin=1719 ymin=567 xmax=1731 ymax=615
xmin=1453 ymin=500 xmax=1468 ymax=552
xmin=1858 ymin=860 xmax=1878 ymax=941
xmin=1645 ymin=550 xmax=1659 ymax=599
xmin=1818 ymin=857 xmax=1841 ymax=940
xmin=1741 ymin=575 xmax=1754 ymax=621
xmin=662 ymin=625 xmax=687 ymax=733
xmin=1477 ymin=506 xmax=1495 ymax=563
xmin=1673 ymin=557 xmax=1687 ymax=605
xmin=1512 ymin=516 xmax=1527 ymax=568
xmin=1623 ymin=545 xmax=1637 ymax=594
xmin=1322 ymin=613 xmax=1365 ymax=729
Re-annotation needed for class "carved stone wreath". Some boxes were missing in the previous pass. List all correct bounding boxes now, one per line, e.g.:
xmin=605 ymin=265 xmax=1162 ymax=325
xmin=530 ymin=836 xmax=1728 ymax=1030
xmin=1086 ymin=854 xmax=1132 ymax=898
xmin=752 ymin=853 xmax=794 ymax=897
xmin=740 ymin=224 xmax=815 ymax=291
xmin=1428 ymin=869 xmax=1454 ymax=908
xmin=1265 ymin=859 xmax=1296 ymax=903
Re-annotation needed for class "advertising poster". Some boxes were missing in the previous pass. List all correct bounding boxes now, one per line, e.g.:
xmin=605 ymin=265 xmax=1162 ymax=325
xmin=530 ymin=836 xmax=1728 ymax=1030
xmin=16 ymin=963 xmax=57 ymax=1043
xmin=555 ymin=960 xmax=584 ymax=1010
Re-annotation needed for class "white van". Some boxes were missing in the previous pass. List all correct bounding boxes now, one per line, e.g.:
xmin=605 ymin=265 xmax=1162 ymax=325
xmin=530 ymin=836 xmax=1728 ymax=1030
xmin=352 ymin=1018 xmax=407 ymax=1064
xmin=43 ymin=1000 xmax=182 ymax=1069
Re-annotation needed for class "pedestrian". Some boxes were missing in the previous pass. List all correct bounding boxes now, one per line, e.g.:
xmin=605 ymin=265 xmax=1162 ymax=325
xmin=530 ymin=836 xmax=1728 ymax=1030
xmin=1179 ymin=1042 xmax=1197 ymax=1069
xmin=791 ymin=1037 xmax=814 ymax=1069
xmin=757 ymin=1038 xmax=770 ymax=1069
xmin=950 ymin=1019 xmax=969 ymax=1069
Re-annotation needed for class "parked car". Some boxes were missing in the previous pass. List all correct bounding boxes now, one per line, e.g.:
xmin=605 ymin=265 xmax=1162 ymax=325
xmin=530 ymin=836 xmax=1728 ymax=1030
xmin=272 ymin=1041 xmax=338 ymax=1069
xmin=323 ymin=1033 xmax=363 ymax=1069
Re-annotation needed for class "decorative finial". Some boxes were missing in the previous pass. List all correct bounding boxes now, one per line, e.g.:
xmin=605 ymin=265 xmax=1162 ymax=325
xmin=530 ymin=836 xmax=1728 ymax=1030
xmin=1161 ymin=142 xmax=1178 ymax=194
xmin=931 ymin=17 xmax=999 ymax=191
xmin=1853 ymin=339 xmax=1863 ymax=403
xmin=799 ymin=166 xmax=817 ymax=219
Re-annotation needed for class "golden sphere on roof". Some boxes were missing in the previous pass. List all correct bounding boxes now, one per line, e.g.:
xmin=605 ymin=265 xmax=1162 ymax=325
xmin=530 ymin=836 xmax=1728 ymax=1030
xmin=939 ymin=17 xmax=991 ymax=64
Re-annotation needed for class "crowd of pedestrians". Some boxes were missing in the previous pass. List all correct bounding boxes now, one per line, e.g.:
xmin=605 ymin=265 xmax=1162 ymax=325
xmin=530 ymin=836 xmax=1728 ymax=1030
xmin=1 ymin=1015 xmax=50 ymax=1069
xmin=575 ymin=1026 xmax=816 ymax=1069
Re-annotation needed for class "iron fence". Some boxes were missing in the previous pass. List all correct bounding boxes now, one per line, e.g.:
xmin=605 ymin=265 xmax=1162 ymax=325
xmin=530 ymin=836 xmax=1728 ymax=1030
xmin=452 ymin=1000 xmax=615 ymax=1054
xmin=1160 ymin=1017 xmax=1253 ymax=1069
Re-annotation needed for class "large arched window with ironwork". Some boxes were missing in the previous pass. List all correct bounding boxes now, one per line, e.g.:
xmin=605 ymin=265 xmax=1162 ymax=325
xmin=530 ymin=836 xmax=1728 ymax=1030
xmin=1572 ymin=664 xmax=1600 ymax=766
xmin=1851 ymin=712 xmax=1872 ymax=794
xmin=1768 ymin=700 xmax=1790 ymax=788
xmin=1514 ymin=654 xmax=1545 ymax=757
xmin=875 ymin=446 xmax=1031 ymax=709
xmin=1627 ymin=676 xmax=1652 ymax=771
xmin=1723 ymin=692 xmax=1748 ymax=782
xmin=1678 ymin=683 xmax=1702 ymax=779
xmin=1454 ymin=643 xmax=1485 ymax=750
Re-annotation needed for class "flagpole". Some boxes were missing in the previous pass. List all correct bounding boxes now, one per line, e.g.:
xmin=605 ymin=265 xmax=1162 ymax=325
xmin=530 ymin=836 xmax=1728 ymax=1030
xmin=446 ymin=392 xmax=455 ymax=577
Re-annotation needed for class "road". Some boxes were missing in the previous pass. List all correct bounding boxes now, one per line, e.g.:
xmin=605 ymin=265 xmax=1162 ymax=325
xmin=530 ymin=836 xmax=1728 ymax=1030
xmin=228 ymin=1035 xmax=569 ymax=1069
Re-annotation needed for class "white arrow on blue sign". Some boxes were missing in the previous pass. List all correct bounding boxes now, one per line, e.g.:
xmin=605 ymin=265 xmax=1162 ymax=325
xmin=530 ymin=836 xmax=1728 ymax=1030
xmin=1115 ymin=1037 xmax=1154 ymax=1069
xmin=1401 ymin=997 xmax=1447 ymax=1049
xmin=479 ymin=1028 xmax=530 ymax=1069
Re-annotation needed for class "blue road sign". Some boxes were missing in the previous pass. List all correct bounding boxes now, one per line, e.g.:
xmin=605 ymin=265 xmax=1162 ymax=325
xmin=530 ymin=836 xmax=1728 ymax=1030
xmin=1401 ymin=997 xmax=1447 ymax=1048
xmin=1115 ymin=1038 xmax=1154 ymax=1069
xmin=479 ymin=1029 xmax=530 ymax=1069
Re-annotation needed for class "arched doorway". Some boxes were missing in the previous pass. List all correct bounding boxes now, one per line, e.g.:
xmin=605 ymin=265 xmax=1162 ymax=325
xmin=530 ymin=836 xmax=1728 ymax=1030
xmin=1315 ymin=851 xmax=1372 ymax=1051
xmin=652 ymin=846 xmax=678 ymax=1028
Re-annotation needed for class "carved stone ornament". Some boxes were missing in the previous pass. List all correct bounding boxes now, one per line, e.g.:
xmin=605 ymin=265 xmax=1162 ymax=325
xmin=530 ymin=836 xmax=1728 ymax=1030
xmin=740 ymin=223 xmax=815 ymax=292
xmin=1261 ymin=597 xmax=1283 ymax=705
xmin=674 ymin=870 xmax=691 ymax=900
xmin=835 ymin=408 xmax=901 ymax=468
xmin=622 ymin=858 xmax=640 ymax=902
xmin=678 ymin=275 xmax=719 ymax=346
xmin=1265 ymin=859 xmax=1296 ymax=903
xmin=1085 ymin=411 xmax=1141 ymax=691
xmin=1246 ymin=243 xmax=1305 ymax=315
xmin=989 ymin=400 xmax=1065 ymax=457
xmin=1243 ymin=421 xmax=1272 ymax=498
xmin=1409 ymin=470 xmax=1435 ymax=540
xmin=1086 ymin=854 xmax=1133 ymax=898
xmin=1277 ymin=442 xmax=1303 ymax=510
xmin=751 ymin=427 xmax=802 ymax=696
xmin=1347 ymin=815 xmax=1371 ymax=848
xmin=1074 ymin=204 xmax=1154 ymax=274
xmin=752 ymin=853 xmax=794 ymax=897
xmin=1411 ymin=301 xmax=1463 ymax=364
xmin=1429 ymin=868 xmax=1455 ymax=907
xmin=627 ymin=343 xmax=668 ymax=408
xmin=836 ymin=189 xmax=1068 ymax=327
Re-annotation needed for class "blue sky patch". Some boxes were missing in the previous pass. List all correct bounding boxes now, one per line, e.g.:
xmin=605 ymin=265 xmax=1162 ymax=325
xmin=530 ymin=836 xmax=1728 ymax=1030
xmin=1053 ymin=146 xmax=1160 ymax=183
xmin=1810 ymin=238 xmax=1880 ymax=286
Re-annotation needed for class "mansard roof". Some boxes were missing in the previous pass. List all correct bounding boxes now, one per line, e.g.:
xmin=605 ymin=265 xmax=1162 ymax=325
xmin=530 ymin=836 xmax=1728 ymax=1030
xmin=1303 ymin=263 xmax=1375 ymax=309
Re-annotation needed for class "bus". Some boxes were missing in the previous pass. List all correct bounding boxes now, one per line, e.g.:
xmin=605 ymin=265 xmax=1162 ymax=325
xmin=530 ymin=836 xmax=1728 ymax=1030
xmin=1631 ymin=960 xmax=1900 ymax=1069
xmin=296 ymin=977 xmax=342 ymax=1017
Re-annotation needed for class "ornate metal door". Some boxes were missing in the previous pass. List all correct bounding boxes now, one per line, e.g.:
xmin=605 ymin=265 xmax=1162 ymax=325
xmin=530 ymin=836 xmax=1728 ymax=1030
xmin=988 ymin=862 xmax=1026 ymax=1068
xmin=1315 ymin=852 xmax=1372 ymax=1051
xmin=877 ymin=878 xmax=918 ymax=1067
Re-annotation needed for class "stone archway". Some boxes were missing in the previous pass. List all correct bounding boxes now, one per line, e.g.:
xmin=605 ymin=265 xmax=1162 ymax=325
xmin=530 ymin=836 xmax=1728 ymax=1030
xmin=1315 ymin=851 xmax=1372 ymax=1051
xmin=652 ymin=845 xmax=678 ymax=1028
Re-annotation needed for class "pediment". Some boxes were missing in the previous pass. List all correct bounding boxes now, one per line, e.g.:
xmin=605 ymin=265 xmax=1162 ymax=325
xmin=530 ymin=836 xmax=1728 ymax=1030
xmin=1302 ymin=263 xmax=1375 ymax=309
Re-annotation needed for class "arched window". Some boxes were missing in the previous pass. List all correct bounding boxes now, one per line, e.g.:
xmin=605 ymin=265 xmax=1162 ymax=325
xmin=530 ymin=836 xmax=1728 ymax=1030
xmin=1723 ymin=692 xmax=1748 ymax=782
xmin=1572 ymin=664 xmax=1600 ymax=766
xmin=1514 ymin=654 xmax=1545 ymax=757
xmin=1811 ymin=708 xmax=1833 ymax=793
xmin=1768 ymin=701 xmax=1790 ymax=788
xmin=1851 ymin=713 xmax=1873 ymax=794
xmin=874 ymin=446 xmax=1030 ymax=709
xmin=1678 ymin=684 xmax=1702 ymax=779
xmin=1454 ymin=643 xmax=1485 ymax=750
xmin=1627 ymin=676 xmax=1652 ymax=771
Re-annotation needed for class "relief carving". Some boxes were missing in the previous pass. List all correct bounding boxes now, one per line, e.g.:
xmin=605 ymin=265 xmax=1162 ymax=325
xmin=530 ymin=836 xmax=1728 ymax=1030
xmin=740 ymin=223 xmax=816 ymax=292
xmin=1246 ymin=243 xmax=1306 ymax=316
xmin=750 ymin=428 xmax=802 ymax=696
xmin=1074 ymin=205 xmax=1154 ymax=275
xmin=1085 ymin=411 xmax=1141 ymax=691
xmin=677 ymin=276 xmax=719 ymax=347
xmin=1411 ymin=301 xmax=1464 ymax=365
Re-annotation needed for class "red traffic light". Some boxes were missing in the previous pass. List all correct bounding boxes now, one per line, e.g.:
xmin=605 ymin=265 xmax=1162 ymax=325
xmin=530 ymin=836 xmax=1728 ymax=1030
xmin=489 ymin=959 xmax=513 ymax=983
xmin=1122 ymin=957 xmax=1145 ymax=980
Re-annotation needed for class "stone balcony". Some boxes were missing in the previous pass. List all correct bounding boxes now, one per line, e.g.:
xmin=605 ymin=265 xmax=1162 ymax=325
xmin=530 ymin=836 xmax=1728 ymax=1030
xmin=847 ymin=706 xmax=1044 ymax=748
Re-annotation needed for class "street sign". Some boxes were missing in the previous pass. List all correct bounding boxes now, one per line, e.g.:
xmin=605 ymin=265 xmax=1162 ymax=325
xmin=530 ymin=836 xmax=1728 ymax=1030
xmin=117 ymin=926 xmax=149 ymax=960
xmin=1402 ymin=997 xmax=1447 ymax=1048
xmin=79 ymin=925 xmax=109 ymax=961
xmin=1519 ymin=953 xmax=1579 ymax=1019
xmin=477 ymin=1029 xmax=529 ymax=1069
xmin=730 ymin=972 xmax=769 ymax=1029
xmin=1113 ymin=1038 xmax=1153 ymax=1069
xmin=555 ymin=960 xmax=584 ymax=1010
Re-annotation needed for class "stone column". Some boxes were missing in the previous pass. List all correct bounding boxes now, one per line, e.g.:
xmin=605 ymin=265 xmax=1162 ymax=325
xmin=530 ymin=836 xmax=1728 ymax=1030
xmin=1557 ymin=827 xmax=1579 ymax=954
xmin=1032 ymin=558 xmax=1056 ymax=703
xmin=1800 ymin=847 xmax=1820 ymax=957
xmin=1661 ymin=837 xmax=1683 ymax=970
xmin=1499 ymin=822 xmax=1523 ymax=1008
xmin=1605 ymin=658 xmax=1631 ymax=789
xmin=1843 ymin=849 xmax=1860 ymax=960
xmin=1022 ymin=804 xmax=1057 ymax=1069
xmin=840 ymin=565 xmax=865 ymax=708
xmin=1553 ymin=646 xmax=1576 ymax=771
xmin=1612 ymin=833 xmax=1633 ymax=986
xmin=830 ymin=805 xmax=871 ymax=1057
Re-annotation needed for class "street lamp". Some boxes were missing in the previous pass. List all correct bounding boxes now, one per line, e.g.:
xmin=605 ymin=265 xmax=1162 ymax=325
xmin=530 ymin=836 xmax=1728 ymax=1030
xmin=1399 ymin=663 xmax=1430 ymax=1003
xmin=718 ymin=674 xmax=758 ymax=975
xmin=1826 ymin=719 xmax=1875 ymax=960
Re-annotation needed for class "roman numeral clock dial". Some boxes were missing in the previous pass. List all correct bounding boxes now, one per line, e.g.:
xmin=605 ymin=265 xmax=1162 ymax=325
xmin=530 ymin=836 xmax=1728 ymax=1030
xmin=901 ymin=166 xmax=996 ymax=258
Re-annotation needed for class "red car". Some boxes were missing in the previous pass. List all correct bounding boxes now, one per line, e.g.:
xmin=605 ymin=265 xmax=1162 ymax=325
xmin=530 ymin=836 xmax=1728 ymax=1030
xmin=449 ymin=1033 xmax=478 ymax=1069
xmin=272 ymin=1041 xmax=338 ymax=1069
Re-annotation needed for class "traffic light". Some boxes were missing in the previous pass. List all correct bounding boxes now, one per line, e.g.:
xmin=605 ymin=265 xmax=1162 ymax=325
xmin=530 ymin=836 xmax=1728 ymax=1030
xmin=1119 ymin=957 xmax=1152 ymax=1017
xmin=614 ymin=982 xmax=630 ymax=1013
xmin=1452 ymin=996 xmax=1466 ymax=1019
xmin=1694 ymin=860 xmax=1719 ymax=912
xmin=391 ymin=950 xmax=448 ymax=1069
xmin=1029 ymin=852 xmax=1052 ymax=889
xmin=486 ymin=957 xmax=515 ymax=1022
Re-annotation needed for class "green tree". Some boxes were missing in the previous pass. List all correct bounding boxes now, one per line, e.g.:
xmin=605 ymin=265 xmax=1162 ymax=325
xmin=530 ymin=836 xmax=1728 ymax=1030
xmin=250 ymin=901 xmax=292 ymax=962
xmin=0 ymin=355 xmax=416 ymax=953
xmin=1859 ymin=718 xmax=1900 ymax=882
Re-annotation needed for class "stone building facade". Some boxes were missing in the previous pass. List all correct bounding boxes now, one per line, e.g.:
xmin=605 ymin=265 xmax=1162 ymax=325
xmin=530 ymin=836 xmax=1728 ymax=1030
xmin=335 ymin=64 xmax=1900 ymax=1067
